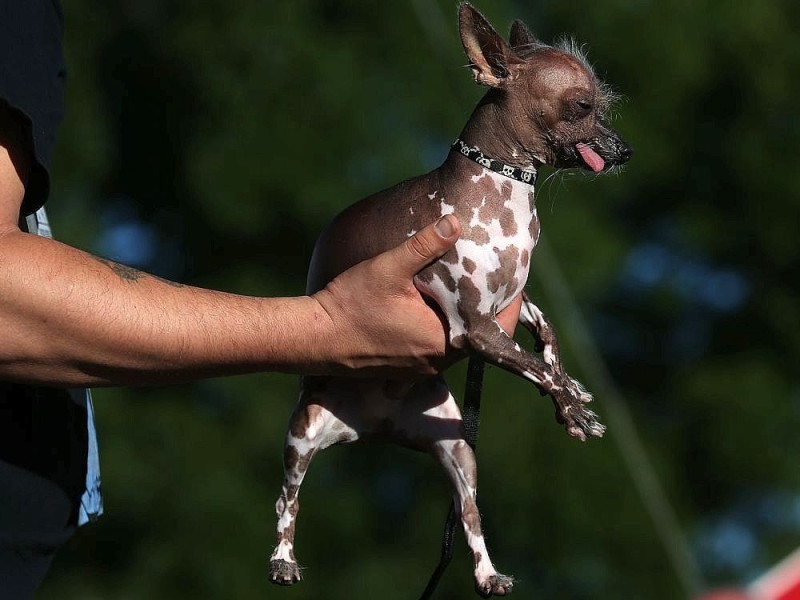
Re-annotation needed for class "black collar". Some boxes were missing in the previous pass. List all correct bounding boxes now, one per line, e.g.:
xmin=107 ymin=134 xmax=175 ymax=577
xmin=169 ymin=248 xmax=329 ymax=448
xmin=451 ymin=138 xmax=538 ymax=185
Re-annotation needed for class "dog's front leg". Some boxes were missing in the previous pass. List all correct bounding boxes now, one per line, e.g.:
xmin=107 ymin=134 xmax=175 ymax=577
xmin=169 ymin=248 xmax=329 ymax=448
xmin=518 ymin=291 xmax=594 ymax=405
xmin=465 ymin=318 xmax=605 ymax=440
xmin=519 ymin=291 xmax=563 ymax=369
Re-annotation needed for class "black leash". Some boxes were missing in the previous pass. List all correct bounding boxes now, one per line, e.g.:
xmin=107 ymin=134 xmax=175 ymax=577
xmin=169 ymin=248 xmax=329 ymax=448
xmin=418 ymin=355 xmax=486 ymax=600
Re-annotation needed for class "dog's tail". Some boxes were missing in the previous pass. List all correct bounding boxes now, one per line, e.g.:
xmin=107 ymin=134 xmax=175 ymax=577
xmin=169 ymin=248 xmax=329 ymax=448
xmin=418 ymin=355 xmax=485 ymax=600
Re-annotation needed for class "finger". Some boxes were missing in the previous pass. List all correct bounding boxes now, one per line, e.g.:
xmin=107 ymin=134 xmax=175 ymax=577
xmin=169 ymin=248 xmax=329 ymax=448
xmin=496 ymin=293 xmax=522 ymax=337
xmin=383 ymin=215 xmax=461 ymax=278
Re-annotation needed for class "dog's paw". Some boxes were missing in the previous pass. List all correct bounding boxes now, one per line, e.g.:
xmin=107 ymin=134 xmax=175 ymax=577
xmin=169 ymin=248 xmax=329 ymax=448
xmin=552 ymin=384 xmax=605 ymax=441
xmin=565 ymin=405 xmax=606 ymax=441
xmin=269 ymin=559 xmax=302 ymax=586
xmin=476 ymin=573 xmax=514 ymax=597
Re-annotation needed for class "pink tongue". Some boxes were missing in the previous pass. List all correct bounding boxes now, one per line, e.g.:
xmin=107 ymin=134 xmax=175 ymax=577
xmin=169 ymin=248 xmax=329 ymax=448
xmin=576 ymin=143 xmax=605 ymax=173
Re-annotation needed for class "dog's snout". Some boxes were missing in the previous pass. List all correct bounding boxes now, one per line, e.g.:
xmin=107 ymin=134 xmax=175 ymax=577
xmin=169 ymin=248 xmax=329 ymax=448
xmin=596 ymin=120 xmax=633 ymax=166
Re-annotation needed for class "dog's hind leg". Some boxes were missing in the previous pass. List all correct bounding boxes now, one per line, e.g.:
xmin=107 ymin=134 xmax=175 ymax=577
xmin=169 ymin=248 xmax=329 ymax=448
xmin=269 ymin=376 xmax=358 ymax=585
xmin=433 ymin=434 xmax=514 ymax=597
xmin=398 ymin=379 xmax=513 ymax=597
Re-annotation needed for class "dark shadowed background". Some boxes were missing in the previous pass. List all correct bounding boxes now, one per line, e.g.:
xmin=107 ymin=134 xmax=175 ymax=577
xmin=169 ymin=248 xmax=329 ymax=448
xmin=38 ymin=1 xmax=799 ymax=598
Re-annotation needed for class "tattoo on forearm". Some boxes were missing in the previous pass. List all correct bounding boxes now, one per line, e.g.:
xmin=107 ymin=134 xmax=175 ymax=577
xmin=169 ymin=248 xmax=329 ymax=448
xmin=93 ymin=256 xmax=184 ymax=287
xmin=94 ymin=257 xmax=142 ymax=281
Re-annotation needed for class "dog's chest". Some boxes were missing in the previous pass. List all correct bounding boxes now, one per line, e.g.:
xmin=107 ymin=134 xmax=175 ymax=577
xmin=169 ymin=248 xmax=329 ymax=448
xmin=415 ymin=169 xmax=540 ymax=338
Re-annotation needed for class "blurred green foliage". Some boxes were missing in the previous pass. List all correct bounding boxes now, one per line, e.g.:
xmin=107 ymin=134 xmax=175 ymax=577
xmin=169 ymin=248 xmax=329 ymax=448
xmin=38 ymin=0 xmax=799 ymax=598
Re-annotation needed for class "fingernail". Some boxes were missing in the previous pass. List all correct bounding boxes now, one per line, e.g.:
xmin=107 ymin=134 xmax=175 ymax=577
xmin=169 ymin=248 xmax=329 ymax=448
xmin=435 ymin=215 xmax=456 ymax=238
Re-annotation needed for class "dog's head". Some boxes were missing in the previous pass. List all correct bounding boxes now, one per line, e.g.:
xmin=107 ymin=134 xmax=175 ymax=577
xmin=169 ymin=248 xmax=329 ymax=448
xmin=459 ymin=3 xmax=632 ymax=172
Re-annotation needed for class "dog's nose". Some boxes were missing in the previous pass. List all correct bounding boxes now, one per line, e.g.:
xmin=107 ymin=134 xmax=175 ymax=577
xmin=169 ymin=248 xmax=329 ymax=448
xmin=618 ymin=143 xmax=633 ymax=163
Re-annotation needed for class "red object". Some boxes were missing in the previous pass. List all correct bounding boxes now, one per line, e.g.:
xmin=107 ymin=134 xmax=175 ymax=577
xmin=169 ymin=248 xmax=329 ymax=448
xmin=750 ymin=548 xmax=800 ymax=600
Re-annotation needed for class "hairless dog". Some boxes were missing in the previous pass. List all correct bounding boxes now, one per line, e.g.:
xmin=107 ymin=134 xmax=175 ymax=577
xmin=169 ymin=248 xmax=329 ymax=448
xmin=270 ymin=3 xmax=632 ymax=596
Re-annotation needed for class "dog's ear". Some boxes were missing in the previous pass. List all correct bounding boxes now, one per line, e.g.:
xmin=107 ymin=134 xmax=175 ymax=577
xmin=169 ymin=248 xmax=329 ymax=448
xmin=459 ymin=3 xmax=522 ymax=87
xmin=509 ymin=19 xmax=538 ymax=50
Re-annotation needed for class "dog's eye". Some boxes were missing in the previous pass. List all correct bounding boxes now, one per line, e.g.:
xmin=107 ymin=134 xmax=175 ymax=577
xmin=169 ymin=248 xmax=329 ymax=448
xmin=564 ymin=99 xmax=593 ymax=122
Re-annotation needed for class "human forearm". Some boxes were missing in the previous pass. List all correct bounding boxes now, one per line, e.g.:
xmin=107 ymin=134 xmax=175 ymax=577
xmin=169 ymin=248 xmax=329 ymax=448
xmin=0 ymin=229 xmax=330 ymax=386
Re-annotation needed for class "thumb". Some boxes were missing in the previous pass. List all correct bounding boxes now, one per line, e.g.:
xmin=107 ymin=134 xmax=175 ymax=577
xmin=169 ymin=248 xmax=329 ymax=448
xmin=387 ymin=215 xmax=461 ymax=278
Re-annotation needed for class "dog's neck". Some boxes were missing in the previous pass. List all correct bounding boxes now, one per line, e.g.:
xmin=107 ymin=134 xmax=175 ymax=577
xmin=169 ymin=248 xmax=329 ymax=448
xmin=456 ymin=93 xmax=549 ymax=171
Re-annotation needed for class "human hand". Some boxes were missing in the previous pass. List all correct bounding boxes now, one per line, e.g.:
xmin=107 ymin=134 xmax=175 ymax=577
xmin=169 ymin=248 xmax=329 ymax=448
xmin=310 ymin=215 xmax=521 ymax=378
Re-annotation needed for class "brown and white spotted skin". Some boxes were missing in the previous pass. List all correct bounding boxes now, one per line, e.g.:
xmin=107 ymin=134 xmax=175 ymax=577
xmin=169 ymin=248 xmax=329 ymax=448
xmin=270 ymin=3 xmax=631 ymax=597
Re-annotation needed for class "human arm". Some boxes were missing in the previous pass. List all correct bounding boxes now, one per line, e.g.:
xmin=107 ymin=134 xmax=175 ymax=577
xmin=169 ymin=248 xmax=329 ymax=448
xmin=0 ymin=210 xmax=447 ymax=386
xmin=0 ymin=214 xmax=520 ymax=386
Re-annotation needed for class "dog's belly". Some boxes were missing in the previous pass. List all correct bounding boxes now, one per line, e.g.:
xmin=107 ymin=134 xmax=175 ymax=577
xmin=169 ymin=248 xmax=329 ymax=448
xmin=414 ymin=168 xmax=540 ymax=343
